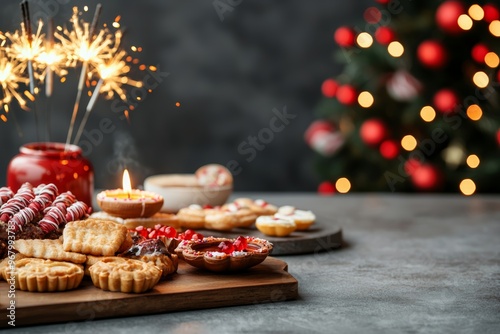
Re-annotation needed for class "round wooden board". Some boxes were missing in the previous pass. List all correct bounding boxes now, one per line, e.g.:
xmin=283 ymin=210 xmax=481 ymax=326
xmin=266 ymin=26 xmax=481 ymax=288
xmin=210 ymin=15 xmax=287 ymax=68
xmin=198 ymin=220 xmax=342 ymax=255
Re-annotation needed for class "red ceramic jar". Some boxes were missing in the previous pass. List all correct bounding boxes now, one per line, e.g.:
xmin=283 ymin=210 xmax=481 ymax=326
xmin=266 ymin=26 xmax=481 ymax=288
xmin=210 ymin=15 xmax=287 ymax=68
xmin=7 ymin=142 xmax=94 ymax=207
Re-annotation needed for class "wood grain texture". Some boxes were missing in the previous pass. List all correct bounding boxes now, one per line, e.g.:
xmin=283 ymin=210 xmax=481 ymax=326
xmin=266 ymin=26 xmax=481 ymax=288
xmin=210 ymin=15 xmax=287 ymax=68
xmin=0 ymin=257 xmax=297 ymax=328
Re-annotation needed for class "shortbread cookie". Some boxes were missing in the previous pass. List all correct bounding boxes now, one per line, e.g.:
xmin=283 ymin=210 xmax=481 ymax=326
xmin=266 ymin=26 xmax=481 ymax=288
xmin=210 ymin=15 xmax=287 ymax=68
xmin=89 ymin=257 xmax=162 ymax=293
xmin=5 ymin=258 xmax=84 ymax=292
xmin=177 ymin=205 xmax=206 ymax=229
xmin=90 ymin=211 xmax=180 ymax=230
xmin=63 ymin=219 xmax=128 ymax=256
xmin=204 ymin=209 xmax=237 ymax=231
xmin=255 ymin=216 xmax=296 ymax=237
xmin=221 ymin=203 xmax=258 ymax=228
xmin=274 ymin=205 xmax=316 ymax=230
xmin=234 ymin=198 xmax=278 ymax=216
xmin=14 ymin=239 xmax=87 ymax=264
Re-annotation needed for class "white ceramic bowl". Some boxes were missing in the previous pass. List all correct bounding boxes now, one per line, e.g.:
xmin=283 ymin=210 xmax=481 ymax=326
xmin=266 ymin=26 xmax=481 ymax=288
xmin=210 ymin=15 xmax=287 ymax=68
xmin=144 ymin=174 xmax=233 ymax=213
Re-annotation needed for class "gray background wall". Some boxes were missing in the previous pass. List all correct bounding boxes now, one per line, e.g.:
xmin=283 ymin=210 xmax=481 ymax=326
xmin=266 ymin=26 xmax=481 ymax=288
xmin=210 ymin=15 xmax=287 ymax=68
xmin=0 ymin=0 xmax=370 ymax=191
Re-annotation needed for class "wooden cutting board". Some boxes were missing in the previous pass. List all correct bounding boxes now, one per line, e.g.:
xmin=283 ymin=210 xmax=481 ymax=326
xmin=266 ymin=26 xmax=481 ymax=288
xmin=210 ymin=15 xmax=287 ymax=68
xmin=0 ymin=257 xmax=297 ymax=328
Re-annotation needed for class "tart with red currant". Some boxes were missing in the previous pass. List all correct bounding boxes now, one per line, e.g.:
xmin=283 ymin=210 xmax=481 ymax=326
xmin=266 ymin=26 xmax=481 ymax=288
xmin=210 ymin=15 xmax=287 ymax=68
xmin=175 ymin=236 xmax=273 ymax=272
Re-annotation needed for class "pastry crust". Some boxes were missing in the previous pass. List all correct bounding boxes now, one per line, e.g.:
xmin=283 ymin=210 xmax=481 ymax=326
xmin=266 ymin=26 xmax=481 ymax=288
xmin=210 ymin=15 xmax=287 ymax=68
xmin=89 ymin=257 xmax=162 ymax=293
xmin=5 ymin=258 xmax=84 ymax=292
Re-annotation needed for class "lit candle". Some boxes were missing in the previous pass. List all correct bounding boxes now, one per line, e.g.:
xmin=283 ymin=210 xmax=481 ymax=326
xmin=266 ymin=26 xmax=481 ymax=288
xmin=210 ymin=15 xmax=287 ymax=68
xmin=96 ymin=169 xmax=164 ymax=218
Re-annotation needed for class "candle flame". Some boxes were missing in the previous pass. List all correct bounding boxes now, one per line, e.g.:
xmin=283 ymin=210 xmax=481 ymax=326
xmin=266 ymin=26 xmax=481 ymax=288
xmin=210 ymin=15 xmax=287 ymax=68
xmin=122 ymin=169 xmax=132 ymax=195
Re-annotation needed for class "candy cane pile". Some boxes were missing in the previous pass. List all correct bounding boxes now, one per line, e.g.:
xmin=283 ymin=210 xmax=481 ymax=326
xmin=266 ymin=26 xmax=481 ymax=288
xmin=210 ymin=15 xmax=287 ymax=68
xmin=0 ymin=183 xmax=91 ymax=236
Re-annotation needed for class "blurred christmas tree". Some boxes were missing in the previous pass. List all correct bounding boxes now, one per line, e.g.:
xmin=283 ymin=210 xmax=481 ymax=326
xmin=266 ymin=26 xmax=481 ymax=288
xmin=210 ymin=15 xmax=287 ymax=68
xmin=306 ymin=0 xmax=500 ymax=194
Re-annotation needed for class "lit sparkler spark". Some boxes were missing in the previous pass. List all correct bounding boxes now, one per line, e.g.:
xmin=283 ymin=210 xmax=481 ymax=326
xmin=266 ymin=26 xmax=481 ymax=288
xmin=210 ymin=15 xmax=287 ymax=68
xmin=4 ymin=21 xmax=45 ymax=73
xmin=0 ymin=50 xmax=29 ymax=112
xmin=55 ymin=7 xmax=113 ymax=67
xmin=37 ymin=44 xmax=68 ymax=78
xmin=97 ymin=49 xmax=143 ymax=100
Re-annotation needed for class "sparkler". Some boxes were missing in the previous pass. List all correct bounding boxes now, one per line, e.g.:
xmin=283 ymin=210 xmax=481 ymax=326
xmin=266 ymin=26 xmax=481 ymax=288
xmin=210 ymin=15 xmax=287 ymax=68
xmin=73 ymin=47 xmax=143 ymax=144
xmin=1 ymin=3 xmax=152 ymax=146
xmin=55 ymin=4 xmax=107 ymax=147
xmin=0 ymin=49 xmax=29 ymax=112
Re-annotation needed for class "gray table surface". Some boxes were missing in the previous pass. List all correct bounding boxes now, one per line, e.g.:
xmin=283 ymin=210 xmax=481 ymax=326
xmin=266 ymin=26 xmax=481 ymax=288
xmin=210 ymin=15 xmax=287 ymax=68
xmin=7 ymin=193 xmax=500 ymax=334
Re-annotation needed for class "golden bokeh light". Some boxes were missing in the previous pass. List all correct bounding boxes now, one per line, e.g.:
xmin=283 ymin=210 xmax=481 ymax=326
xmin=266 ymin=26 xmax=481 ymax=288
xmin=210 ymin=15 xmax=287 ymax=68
xmin=468 ymin=4 xmax=484 ymax=20
xmin=473 ymin=71 xmax=489 ymax=88
xmin=357 ymin=32 xmax=373 ymax=48
xmin=484 ymin=52 xmax=500 ymax=68
xmin=336 ymin=177 xmax=351 ymax=194
xmin=420 ymin=106 xmax=436 ymax=122
xmin=466 ymin=154 xmax=480 ymax=168
xmin=358 ymin=91 xmax=374 ymax=108
xmin=401 ymin=135 xmax=417 ymax=151
xmin=458 ymin=14 xmax=473 ymax=30
xmin=489 ymin=20 xmax=500 ymax=37
xmin=466 ymin=104 xmax=483 ymax=121
xmin=388 ymin=41 xmax=404 ymax=57
xmin=459 ymin=179 xmax=476 ymax=196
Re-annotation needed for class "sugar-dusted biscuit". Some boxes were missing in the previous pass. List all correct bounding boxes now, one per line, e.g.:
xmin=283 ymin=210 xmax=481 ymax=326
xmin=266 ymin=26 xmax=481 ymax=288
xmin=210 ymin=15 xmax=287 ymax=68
xmin=63 ymin=219 xmax=128 ymax=256
xmin=89 ymin=257 xmax=162 ymax=293
xmin=14 ymin=239 xmax=86 ymax=264
xmin=4 ymin=258 xmax=84 ymax=292
xmin=234 ymin=198 xmax=278 ymax=216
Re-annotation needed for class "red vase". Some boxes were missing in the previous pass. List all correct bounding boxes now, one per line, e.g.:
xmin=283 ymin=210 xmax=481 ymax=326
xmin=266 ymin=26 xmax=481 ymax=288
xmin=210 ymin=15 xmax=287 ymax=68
xmin=7 ymin=142 xmax=94 ymax=207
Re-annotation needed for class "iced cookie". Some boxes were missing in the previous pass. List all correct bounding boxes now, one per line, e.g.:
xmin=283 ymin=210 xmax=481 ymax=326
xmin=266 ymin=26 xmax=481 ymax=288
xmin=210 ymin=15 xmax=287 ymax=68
xmin=255 ymin=216 xmax=296 ymax=237
xmin=234 ymin=198 xmax=278 ymax=216
xmin=274 ymin=205 xmax=316 ymax=230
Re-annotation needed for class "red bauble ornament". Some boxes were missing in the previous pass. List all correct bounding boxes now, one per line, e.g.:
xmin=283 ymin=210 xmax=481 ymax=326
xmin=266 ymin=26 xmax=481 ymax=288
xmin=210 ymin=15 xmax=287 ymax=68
xmin=411 ymin=164 xmax=442 ymax=191
xmin=321 ymin=79 xmax=338 ymax=98
xmin=336 ymin=84 xmax=357 ymax=105
xmin=376 ymin=0 xmax=390 ymax=4
xmin=304 ymin=120 xmax=334 ymax=143
xmin=496 ymin=130 xmax=500 ymax=146
xmin=318 ymin=181 xmax=336 ymax=195
xmin=360 ymin=118 xmax=387 ymax=146
xmin=375 ymin=26 xmax=395 ymax=45
xmin=334 ymin=26 xmax=356 ymax=47
xmin=364 ymin=7 xmax=382 ymax=24
xmin=379 ymin=140 xmax=399 ymax=159
xmin=433 ymin=89 xmax=459 ymax=114
xmin=417 ymin=40 xmax=448 ymax=69
xmin=435 ymin=1 xmax=466 ymax=34
xmin=471 ymin=43 xmax=489 ymax=64
xmin=483 ymin=3 xmax=500 ymax=23
xmin=404 ymin=158 xmax=423 ymax=176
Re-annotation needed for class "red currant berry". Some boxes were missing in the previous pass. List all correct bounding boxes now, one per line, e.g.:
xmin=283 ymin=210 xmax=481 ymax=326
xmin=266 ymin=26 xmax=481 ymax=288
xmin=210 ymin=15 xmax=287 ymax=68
xmin=218 ymin=241 xmax=235 ymax=254
xmin=233 ymin=236 xmax=247 ymax=251
xmin=184 ymin=229 xmax=195 ymax=240
xmin=192 ymin=233 xmax=204 ymax=241
xmin=165 ymin=226 xmax=177 ymax=238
